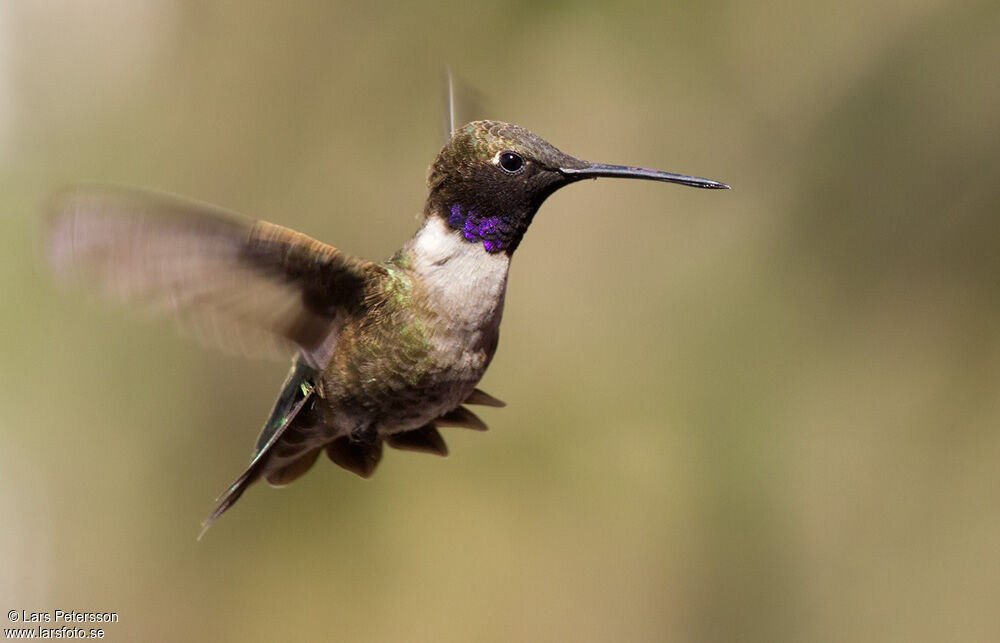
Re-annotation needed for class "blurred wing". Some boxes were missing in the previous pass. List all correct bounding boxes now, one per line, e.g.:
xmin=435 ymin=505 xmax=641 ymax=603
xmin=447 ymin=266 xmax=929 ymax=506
xmin=441 ymin=68 xmax=487 ymax=143
xmin=49 ymin=186 xmax=382 ymax=365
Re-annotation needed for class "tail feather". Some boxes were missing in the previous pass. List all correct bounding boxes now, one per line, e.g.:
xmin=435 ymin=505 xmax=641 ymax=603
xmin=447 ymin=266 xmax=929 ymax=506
xmin=326 ymin=437 xmax=383 ymax=478
xmin=199 ymin=466 xmax=258 ymax=540
xmin=199 ymin=379 xmax=505 ymax=537
xmin=385 ymin=424 xmax=448 ymax=456
xmin=463 ymin=388 xmax=505 ymax=408
xmin=437 ymin=406 xmax=488 ymax=431
xmin=265 ymin=447 xmax=322 ymax=486
xmin=198 ymin=358 xmax=317 ymax=538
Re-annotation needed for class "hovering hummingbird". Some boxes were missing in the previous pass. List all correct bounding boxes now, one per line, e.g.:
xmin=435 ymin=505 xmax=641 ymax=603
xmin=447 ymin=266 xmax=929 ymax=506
xmin=49 ymin=120 xmax=728 ymax=535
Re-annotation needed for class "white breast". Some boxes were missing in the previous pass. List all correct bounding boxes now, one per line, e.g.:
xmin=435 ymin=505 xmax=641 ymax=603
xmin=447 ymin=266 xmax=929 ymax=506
xmin=409 ymin=216 xmax=510 ymax=329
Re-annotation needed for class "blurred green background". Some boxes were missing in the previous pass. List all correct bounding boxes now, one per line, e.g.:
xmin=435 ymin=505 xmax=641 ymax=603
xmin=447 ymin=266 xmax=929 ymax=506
xmin=3 ymin=1 xmax=999 ymax=641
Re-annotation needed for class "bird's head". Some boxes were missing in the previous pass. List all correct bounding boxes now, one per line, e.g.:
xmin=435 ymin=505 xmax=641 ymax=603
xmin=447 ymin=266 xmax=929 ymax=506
xmin=425 ymin=120 xmax=728 ymax=255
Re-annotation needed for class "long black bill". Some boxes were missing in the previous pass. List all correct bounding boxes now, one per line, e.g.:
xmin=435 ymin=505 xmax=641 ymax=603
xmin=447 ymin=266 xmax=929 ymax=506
xmin=560 ymin=162 xmax=729 ymax=190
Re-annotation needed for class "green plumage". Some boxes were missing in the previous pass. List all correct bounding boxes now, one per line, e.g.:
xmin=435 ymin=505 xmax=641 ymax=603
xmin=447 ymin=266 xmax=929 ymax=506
xmin=48 ymin=120 xmax=726 ymax=535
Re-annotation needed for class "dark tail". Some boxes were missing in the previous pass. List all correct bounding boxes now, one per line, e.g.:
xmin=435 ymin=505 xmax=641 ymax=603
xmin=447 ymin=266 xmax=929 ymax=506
xmin=198 ymin=358 xmax=317 ymax=539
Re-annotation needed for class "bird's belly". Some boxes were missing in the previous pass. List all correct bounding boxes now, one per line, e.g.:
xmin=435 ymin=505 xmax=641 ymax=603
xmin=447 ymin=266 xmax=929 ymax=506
xmin=320 ymin=231 xmax=509 ymax=438
xmin=320 ymin=320 xmax=500 ymax=437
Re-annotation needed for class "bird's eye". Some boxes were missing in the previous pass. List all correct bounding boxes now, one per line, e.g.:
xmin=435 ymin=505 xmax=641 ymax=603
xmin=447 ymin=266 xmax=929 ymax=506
xmin=498 ymin=151 xmax=524 ymax=174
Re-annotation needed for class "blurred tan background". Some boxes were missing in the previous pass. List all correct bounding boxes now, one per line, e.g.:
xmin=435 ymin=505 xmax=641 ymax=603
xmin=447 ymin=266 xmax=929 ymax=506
xmin=2 ymin=1 xmax=999 ymax=641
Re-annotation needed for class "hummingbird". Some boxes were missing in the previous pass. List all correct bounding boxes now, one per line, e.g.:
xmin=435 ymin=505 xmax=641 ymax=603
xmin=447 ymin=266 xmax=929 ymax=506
xmin=48 ymin=120 xmax=728 ymax=535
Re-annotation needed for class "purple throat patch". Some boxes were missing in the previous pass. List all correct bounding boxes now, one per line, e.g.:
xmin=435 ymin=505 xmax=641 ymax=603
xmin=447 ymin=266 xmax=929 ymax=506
xmin=448 ymin=204 xmax=513 ymax=253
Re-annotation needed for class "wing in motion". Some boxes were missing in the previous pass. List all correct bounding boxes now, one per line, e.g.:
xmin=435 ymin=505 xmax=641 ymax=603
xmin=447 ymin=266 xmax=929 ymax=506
xmin=48 ymin=185 xmax=383 ymax=366
xmin=49 ymin=186 xmax=509 ymax=534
